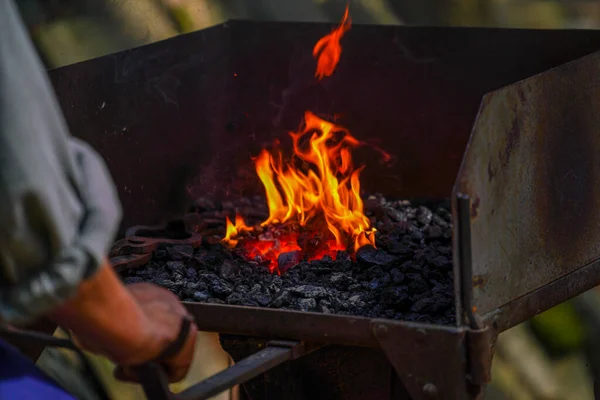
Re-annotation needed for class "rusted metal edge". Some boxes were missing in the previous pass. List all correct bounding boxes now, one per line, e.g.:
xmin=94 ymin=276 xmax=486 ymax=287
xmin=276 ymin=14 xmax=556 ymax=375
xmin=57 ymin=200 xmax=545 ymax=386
xmin=483 ymin=257 xmax=600 ymax=332
xmin=186 ymin=301 xmax=494 ymax=399
xmin=455 ymin=50 xmax=600 ymax=316
xmin=371 ymin=320 xmax=493 ymax=400
xmin=183 ymin=301 xmax=380 ymax=347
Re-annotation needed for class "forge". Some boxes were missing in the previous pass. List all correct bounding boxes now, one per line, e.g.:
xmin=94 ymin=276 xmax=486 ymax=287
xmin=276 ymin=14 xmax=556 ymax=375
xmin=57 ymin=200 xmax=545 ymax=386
xmin=45 ymin=18 xmax=600 ymax=400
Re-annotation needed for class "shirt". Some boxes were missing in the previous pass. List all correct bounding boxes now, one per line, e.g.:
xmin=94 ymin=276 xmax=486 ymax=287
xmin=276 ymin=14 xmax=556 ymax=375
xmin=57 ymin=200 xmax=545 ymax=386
xmin=0 ymin=0 xmax=122 ymax=325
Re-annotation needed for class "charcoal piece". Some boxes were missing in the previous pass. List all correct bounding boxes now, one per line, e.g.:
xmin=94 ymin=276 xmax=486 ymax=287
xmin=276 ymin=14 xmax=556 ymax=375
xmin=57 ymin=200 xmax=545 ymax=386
xmin=249 ymin=284 xmax=262 ymax=294
xmin=348 ymin=295 xmax=366 ymax=309
xmin=219 ymin=260 xmax=238 ymax=279
xmin=235 ymin=285 xmax=249 ymax=294
xmin=400 ymin=261 xmax=422 ymax=273
xmin=265 ymin=278 xmax=283 ymax=294
xmin=271 ymin=290 xmax=291 ymax=307
xmin=252 ymin=293 xmax=272 ymax=307
xmin=241 ymin=298 xmax=260 ymax=307
xmin=333 ymin=252 xmax=353 ymax=272
xmin=155 ymin=271 xmax=171 ymax=281
xmin=426 ymin=225 xmax=443 ymax=239
xmin=135 ymin=266 xmax=154 ymax=278
xmin=226 ymin=292 xmax=243 ymax=305
xmin=416 ymin=295 xmax=452 ymax=314
xmin=382 ymin=239 xmax=412 ymax=256
xmin=318 ymin=299 xmax=332 ymax=313
xmin=210 ymin=280 xmax=233 ymax=298
xmin=296 ymin=298 xmax=317 ymax=312
xmin=186 ymin=268 xmax=198 ymax=281
xmin=387 ymin=208 xmax=407 ymax=223
xmin=289 ymin=285 xmax=328 ymax=298
xmin=307 ymin=266 xmax=333 ymax=276
xmin=277 ymin=250 xmax=302 ymax=272
xmin=436 ymin=207 xmax=452 ymax=222
xmin=406 ymin=273 xmax=429 ymax=295
xmin=199 ymin=273 xmax=233 ymax=297
xmin=431 ymin=214 xmax=448 ymax=228
xmin=408 ymin=228 xmax=425 ymax=242
xmin=301 ymin=271 xmax=318 ymax=283
xmin=165 ymin=261 xmax=184 ymax=272
xmin=368 ymin=274 xmax=391 ymax=290
xmin=172 ymin=271 xmax=185 ymax=282
xmin=390 ymin=268 xmax=405 ymax=284
xmin=330 ymin=272 xmax=354 ymax=290
xmin=365 ymin=266 xmax=384 ymax=280
xmin=417 ymin=206 xmax=433 ymax=226
xmin=382 ymin=286 xmax=410 ymax=309
xmin=356 ymin=246 xmax=397 ymax=268
xmin=193 ymin=291 xmax=210 ymax=301
xmin=429 ymin=255 xmax=452 ymax=269
xmin=411 ymin=297 xmax=440 ymax=314
xmin=348 ymin=283 xmax=362 ymax=292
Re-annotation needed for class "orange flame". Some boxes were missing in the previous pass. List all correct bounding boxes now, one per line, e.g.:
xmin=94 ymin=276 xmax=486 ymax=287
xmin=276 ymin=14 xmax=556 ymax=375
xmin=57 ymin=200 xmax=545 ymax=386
xmin=223 ymin=214 xmax=253 ymax=247
xmin=223 ymin=112 xmax=376 ymax=273
xmin=313 ymin=5 xmax=351 ymax=80
xmin=257 ymin=111 xmax=375 ymax=251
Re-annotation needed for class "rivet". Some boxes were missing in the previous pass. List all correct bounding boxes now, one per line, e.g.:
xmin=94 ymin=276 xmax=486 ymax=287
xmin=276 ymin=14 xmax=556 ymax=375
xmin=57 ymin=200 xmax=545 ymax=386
xmin=423 ymin=383 xmax=438 ymax=397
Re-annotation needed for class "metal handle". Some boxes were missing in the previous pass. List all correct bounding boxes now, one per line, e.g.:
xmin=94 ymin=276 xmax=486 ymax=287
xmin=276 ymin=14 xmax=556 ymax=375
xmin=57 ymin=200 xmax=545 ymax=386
xmin=139 ymin=340 xmax=309 ymax=400
xmin=0 ymin=327 xmax=313 ymax=400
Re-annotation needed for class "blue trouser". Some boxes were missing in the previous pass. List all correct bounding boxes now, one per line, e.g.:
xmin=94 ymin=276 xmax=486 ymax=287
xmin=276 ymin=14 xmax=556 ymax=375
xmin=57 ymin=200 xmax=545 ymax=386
xmin=0 ymin=339 xmax=75 ymax=399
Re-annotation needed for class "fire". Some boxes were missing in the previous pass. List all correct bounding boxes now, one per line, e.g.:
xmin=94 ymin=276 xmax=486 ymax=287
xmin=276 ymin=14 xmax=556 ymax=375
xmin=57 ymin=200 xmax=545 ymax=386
xmin=224 ymin=214 xmax=253 ymax=248
xmin=223 ymin=112 xmax=376 ymax=273
xmin=256 ymin=111 xmax=374 ymax=251
xmin=313 ymin=5 xmax=351 ymax=80
xmin=221 ymin=6 xmax=376 ymax=274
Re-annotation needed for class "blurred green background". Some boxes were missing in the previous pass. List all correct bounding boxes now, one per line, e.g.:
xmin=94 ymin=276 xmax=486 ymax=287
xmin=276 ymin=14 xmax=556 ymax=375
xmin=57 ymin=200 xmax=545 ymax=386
xmin=15 ymin=0 xmax=600 ymax=399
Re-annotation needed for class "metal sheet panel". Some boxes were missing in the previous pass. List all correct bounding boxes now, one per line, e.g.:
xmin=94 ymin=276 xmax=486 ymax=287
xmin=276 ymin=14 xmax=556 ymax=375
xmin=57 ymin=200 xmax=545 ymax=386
xmin=49 ymin=24 xmax=600 ymax=232
xmin=455 ymin=51 xmax=600 ymax=316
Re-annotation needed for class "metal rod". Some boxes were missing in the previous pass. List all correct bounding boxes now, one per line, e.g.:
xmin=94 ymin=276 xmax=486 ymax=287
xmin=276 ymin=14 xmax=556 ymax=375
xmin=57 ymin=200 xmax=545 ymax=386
xmin=456 ymin=193 xmax=483 ymax=330
xmin=0 ymin=327 xmax=78 ymax=350
xmin=175 ymin=345 xmax=294 ymax=400
xmin=137 ymin=362 xmax=175 ymax=400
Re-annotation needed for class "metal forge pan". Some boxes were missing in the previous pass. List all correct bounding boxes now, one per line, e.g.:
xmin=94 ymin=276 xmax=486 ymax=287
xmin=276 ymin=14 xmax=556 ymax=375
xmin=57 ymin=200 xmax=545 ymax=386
xmin=46 ymin=22 xmax=600 ymax=399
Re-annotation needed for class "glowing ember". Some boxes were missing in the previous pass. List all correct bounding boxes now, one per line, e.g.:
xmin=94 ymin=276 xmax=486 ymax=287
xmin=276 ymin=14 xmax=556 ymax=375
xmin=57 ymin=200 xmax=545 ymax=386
xmin=222 ymin=6 xmax=376 ymax=274
xmin=312 ymin=5 xmax=351 ymax=80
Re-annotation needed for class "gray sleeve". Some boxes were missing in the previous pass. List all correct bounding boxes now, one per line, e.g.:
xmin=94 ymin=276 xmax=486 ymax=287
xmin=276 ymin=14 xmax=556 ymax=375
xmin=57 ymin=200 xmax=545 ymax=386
xmin=0 ymin=0 xmax=122 ymax=325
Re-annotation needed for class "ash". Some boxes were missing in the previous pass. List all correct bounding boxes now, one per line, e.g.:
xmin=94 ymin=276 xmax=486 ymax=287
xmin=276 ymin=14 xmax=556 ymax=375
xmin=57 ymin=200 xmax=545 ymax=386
xmin=120 ymin=194 xmax=456 ymax=325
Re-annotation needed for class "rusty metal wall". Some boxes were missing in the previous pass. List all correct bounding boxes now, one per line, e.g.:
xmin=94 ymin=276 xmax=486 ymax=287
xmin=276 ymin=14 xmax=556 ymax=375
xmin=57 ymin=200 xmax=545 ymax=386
xmin=48 ymin=23 xmax=600 ymax=232
xmin=455 ymin=50 xmax=600 ymax=318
